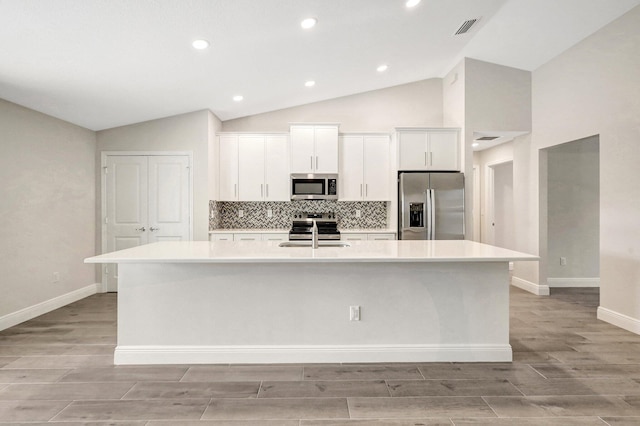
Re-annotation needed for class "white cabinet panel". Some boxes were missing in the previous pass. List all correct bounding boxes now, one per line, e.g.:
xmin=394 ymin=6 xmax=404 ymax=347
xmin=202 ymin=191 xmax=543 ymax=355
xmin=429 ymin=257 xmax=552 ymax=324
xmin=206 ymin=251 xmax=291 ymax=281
xmin=367 ymin=233 xmax=396 ymax=240
xmin=398 ymin=129 xmax=459 ymax=171
xmin=265 ymin=135 xmax=289 ymax=201
xmin=290 ymin=125 xmax=338 ymax=173
xmin=339 ymin=136 xmax=364 ymax=200
xmin=342 ymin=232 xmax=396 ymax=241
xmin=211 ymin=233 xmax=233 ymax=241
xmin=262 ymin=233 xmax=289 ymax=241
xmin=218 ymin=134 xmax=239 ymax=200
xmin=429 ymin=131 xmax=459 ymax=171
xmin=339 ymin=134 xmax=390 ymax=201
xmin=238 ymin=135 xmax=265 ymax=201
xmin=290 ymin=126 xmax=315 ymax=173
xmin=233 ymin=233 xmax=262 ymax=241
xmin=341 ymin=233 xmax=367 ymax=241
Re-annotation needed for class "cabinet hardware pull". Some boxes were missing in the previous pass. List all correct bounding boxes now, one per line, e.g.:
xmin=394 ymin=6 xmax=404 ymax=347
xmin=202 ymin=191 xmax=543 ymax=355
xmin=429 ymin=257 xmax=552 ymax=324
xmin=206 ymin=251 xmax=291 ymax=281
xmin=234 ymin=184 xmax=237 ymax=198
xmin=266 ymin=184 xmax=269 ymax=197
xmin=424 ymin=152 xmax=427 ymax=166
xmin=360 ymin=184 xmax=363 ymax=196
xmin=366 ymin=184 xmax=368 ymax=197
xmin=316 ymin=156 xmax=319 ymax=170
xmin=135 ymin=227 xmax=146 ymax=232
xmin=261 ymin=184 xmax=264 ymax=197
xmin=310 ymin=156 xmax=313 ymax=170
xmin=430 ymin=152 xmax=433 ymax=166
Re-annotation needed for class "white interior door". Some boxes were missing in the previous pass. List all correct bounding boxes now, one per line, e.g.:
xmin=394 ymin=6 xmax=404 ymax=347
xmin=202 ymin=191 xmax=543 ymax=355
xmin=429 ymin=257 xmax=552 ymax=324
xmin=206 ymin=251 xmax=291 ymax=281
xmin=105 ymin=156 xmax=149 ymax=292
xmin=488 ymin=161 xmax=515 ymax=249
xmin=148 ymin=155 xmax=191 ymax=242
xmin=104 ymin=154 xmax=191 ymax=291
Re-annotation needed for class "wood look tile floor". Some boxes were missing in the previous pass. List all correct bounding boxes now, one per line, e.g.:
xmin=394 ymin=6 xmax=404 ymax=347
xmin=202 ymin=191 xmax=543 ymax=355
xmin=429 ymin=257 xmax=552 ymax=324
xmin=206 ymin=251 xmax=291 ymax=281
xmin=2 ymin=287 xmax=640 ymax=424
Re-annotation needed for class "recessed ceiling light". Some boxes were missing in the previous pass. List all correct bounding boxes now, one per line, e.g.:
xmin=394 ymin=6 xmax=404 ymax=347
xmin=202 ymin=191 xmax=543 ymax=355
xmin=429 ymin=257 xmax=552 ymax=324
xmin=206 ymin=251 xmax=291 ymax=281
xmin=406 ymin=0 xmax=421 ymax=8
xmin=192 ymin=39 xmax=210 ymax=50
xmin=377 ymin=64 xmax=388 ymax=72
xmin=301 ymin=17 xmax=317 ymax=29
xmin=472 ymin=142 xmax=480 ymax=148
xmin=233 ymin=95 xmax=243 ymax=102
xmin=304 ymin=80 xmax=316 ymax=87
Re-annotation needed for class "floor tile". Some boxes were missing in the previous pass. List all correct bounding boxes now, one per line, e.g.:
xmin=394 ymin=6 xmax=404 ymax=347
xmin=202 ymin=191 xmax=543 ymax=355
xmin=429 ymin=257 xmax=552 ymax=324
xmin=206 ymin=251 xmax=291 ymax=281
xmin=61 ymin=344 xmax=116 ymax=356
xmin=386 ymin=379 xmax=522 ymax=397
xmin=259 ymin=380 xmax=390 ymax=398
xmin=511 ymin=377 xmax=640 ymax=396
xmin=52 ymin=399 xmax=210 ymax=421
xmin=451 ymin=416 xmax=607 ymax=424
xmin=302 ymin=420 xmax=453 ymax=425
xmin=483 ymin=395 xmax=640 ymax=417
xmin=2 ymin=355 xmax=113 ymax=369
xmin=600 ymin=417 xmax=640 ymax=425
xmin=147 ymin=421 xmax=299 ymax=426
xmin=0 ymin=369 xmax=70 ymax=383
xmin=0 ymin=382 xmax=135 ymax=400
xmin=59 ymin=366 xmax=188 ymax=382
xmin=0 ymin=400 xmax=71 ymax=421
xmin=0 ymin=357 xmax=18 ymax=368
xmin=123 ymin=381 xmax=260 ymax=399
xmin=182 ymin=365 xmax=303 ymax=382
xmin=0 ymin=422 xmax=145 ymax=426
xmin=530 ymin=364 xmax=640 ymax=379
xmin=347 ymin=396 xmax=495 ymax=418
xmin=303 ymin=365 xmax=423 ymax=381
xmin=0 ymin=345 xmax=70 ymax=356
xmin=202 ymin=397 xmax=349 ymax=420
xmin=418 ymin=364 xmax=542 ymax=381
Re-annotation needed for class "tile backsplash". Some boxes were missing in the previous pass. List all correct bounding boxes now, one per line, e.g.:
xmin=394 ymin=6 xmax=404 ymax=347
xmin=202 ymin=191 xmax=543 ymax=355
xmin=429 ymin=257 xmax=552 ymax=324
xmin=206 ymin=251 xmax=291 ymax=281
xmin=209 ymin=200 xmax=388 ymax=230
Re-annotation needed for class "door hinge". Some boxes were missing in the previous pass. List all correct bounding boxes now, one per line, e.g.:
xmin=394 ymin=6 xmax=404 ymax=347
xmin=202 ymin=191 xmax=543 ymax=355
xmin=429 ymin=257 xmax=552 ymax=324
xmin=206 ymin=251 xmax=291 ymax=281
xmin=103 ymin=166 xmax=109 ymax=174
xmin=105 ymin=217 xmax=109 ymax=224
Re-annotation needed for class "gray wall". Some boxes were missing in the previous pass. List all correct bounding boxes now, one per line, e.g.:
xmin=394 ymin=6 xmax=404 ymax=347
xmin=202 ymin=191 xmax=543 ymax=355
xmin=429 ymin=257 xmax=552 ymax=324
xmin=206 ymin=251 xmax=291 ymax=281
xmin=546 ymin=136 xmax=599 ymax=279
xmin=0 ymin=98 xmax=96 ymax=320
xmin=222 ymin=79 xmax=444 ymax=132
xmin=530 ymin=5 xmax=640 ymax=322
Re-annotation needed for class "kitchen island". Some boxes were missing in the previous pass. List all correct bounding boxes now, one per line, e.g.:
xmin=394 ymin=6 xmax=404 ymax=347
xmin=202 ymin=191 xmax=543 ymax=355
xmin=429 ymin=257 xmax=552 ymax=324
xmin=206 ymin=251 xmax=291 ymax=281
xmin=85 ymin=240 xmax=537 ymax=365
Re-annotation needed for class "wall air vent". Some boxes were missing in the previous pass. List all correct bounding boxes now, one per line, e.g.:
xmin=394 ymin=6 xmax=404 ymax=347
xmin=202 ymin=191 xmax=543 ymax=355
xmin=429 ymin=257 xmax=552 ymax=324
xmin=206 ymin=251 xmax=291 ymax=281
xmin=454 ymin=18 xmax=478 ymax=35
xmin=476 ymin=136 xmax=499 ymax=141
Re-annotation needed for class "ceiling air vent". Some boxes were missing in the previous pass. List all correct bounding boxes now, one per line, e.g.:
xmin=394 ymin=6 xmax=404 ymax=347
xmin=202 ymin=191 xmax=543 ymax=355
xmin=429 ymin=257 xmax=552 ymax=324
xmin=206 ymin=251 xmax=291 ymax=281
xmin=454 ymin=18 xmax=478 ymax=35
xmin=476 ymin=136 xmax=498 ymax=141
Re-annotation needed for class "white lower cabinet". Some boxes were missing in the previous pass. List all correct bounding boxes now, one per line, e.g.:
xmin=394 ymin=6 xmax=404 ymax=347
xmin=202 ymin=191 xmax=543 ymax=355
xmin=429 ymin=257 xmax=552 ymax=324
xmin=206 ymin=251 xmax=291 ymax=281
xmin=210 ymin=232 xmax=289 ymax=242
xmin=342 ymin=232 xmax=396 ymax=241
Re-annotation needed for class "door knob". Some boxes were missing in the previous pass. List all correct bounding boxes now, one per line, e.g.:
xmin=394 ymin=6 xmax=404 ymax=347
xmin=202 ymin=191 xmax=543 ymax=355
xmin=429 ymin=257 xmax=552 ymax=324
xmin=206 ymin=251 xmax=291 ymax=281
xmin=135 ymin=227 xmax=146 ymax=232
xmin=150 ymin=227 xmax=159 ymax=231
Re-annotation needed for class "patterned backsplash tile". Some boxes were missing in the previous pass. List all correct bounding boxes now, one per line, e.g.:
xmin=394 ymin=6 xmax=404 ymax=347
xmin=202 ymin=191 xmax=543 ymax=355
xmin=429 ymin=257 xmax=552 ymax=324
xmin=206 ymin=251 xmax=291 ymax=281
xmin=209 ymin=200 xmax=388 ymax=230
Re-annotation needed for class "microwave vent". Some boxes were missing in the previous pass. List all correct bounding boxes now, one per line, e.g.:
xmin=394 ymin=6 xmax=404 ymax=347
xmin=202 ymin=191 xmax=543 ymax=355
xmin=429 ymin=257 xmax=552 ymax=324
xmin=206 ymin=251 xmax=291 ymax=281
xmin=476 ymin=136 xmax=499 ymax=141
xmin=454 ymin=18 xmax=478 ymax=35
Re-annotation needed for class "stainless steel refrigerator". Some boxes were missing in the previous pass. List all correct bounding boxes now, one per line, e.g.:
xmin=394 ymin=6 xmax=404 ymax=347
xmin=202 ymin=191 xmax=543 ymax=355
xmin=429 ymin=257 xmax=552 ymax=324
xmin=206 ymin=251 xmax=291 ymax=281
xmin=398 ymin=172 xmax=465 ymax=240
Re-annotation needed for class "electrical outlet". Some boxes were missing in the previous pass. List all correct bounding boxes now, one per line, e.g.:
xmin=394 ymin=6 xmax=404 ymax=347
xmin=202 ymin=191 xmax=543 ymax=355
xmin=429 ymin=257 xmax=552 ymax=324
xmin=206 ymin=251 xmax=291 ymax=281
xmin=52 ymin=272 xmax=60 ymax=283
xmin=355 ymin=210 xmax=361 ymax=218
xmin=560 ymin=257 xmax=567 ymax=266
xmin=349 ymin=305 xmax=361 ymax=321
xmin=238 ymin=210 xmax=244 ymax=218
xmin=267 ymin=209 xmax=273 ymax=218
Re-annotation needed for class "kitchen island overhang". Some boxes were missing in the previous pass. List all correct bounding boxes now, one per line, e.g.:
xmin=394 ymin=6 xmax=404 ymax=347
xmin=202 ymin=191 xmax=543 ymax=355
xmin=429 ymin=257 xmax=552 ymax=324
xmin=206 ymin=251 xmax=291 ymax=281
xmin=85 ymin=240 xmax=537 ymax=365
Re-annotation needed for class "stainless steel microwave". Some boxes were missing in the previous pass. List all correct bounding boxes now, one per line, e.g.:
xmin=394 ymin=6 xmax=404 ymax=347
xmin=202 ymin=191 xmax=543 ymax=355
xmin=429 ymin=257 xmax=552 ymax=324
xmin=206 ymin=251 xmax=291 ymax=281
xmin=290 ymin=174 xmax=338 ymax=200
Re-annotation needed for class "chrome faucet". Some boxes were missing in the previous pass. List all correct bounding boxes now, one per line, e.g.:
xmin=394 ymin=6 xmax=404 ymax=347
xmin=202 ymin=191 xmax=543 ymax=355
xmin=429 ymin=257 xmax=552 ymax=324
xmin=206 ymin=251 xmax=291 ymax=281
xmin=312 ymin=219 xmax=319 ymax=249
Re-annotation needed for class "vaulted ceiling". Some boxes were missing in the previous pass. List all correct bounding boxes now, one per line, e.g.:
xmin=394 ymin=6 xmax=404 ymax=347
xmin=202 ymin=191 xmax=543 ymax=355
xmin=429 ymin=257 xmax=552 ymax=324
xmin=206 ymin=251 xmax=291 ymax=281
xmin=1 ymin=0 xmax=638 ymax=130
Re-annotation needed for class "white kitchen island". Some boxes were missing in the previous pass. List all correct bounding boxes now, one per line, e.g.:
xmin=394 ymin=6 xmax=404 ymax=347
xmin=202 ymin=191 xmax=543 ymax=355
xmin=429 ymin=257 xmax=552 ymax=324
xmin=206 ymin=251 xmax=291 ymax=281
xmin=85 ymin=240 xmax=537 ymax=365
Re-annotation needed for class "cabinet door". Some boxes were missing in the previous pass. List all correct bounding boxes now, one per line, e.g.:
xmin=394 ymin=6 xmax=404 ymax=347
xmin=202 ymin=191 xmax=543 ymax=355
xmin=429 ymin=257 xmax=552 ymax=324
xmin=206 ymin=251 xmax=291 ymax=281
xmin=211 ymin=233 xmax=233 ymax=241
xmin=341 ymin=233 xmax=367 ymax=241
xmin=428 ymin=131 xmax=459 ymax=171
xmin=238 ymin=135 xmax=265 ymax=201
xmin=339 ymin=135 xmax=364 ymax=200
xmin=218 ymin=135 xmax=239 ymax=200
xmin=265 ymin=135 xmax=290 ymax=201
xmin=363 ymin=135 xmax=390 ymax=200
xmin=314 ymin=126 xmax=339 ymax=173
xmin=368 ymin=233 xmax=396 ymax=240
xmin=290 ymin=126 xmax=315 ymax=173
xmin=233 ymin=233 xmax=262 ymax=241
xmin=262 ymin=233 xmax=289 ymax=242
xmin=398 ymin=131 xmax=428 ymax=170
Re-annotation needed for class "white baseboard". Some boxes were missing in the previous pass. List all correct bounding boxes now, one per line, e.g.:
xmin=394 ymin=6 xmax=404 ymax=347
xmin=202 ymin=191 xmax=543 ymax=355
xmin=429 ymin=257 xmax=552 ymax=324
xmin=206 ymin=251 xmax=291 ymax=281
xmin=597 ymin=306 xmax=640 ymax=335
xmin=511 ymin=276 xmax=550 ymax=296
xmin=0 ymin=284 xmax=100 ymax=331
xmin=547 ymin=277 xmax=600 ymax=288
xmin=114 ymin=344 xmax=513 ymax=365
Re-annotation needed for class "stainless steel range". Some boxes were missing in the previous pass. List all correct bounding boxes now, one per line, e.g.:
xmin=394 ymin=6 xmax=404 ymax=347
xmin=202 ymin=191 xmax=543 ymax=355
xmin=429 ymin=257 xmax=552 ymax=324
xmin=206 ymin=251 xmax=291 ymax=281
xmin=289 ymin=212 xmax=340 ymax=241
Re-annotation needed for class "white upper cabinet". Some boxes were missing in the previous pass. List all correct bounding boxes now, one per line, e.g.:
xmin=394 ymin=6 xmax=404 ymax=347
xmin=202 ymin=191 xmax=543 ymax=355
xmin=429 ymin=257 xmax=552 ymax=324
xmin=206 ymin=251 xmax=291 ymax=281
xmin=219 ymin=133 xmax=289 ymax=202
xmin=238 ymin=135 xmax=265 ymax=201
xmin=264 ymin=135 xmax=289 ymax=201
xmin=397 ymin=128 xmax=459 ymax=171
xmin=218 ymin=134 xmax=239 ymax=201
xmin=340 ymin=134 xmax=390 ymax=201
xmin=290 ymin=124 xmax=339 ymax=173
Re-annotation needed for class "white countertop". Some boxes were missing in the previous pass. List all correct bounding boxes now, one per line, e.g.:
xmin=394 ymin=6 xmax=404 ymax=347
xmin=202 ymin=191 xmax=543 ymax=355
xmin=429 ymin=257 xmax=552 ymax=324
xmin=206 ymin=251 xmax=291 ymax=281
xmin=85 ymin=240 xmax=538 ymax=264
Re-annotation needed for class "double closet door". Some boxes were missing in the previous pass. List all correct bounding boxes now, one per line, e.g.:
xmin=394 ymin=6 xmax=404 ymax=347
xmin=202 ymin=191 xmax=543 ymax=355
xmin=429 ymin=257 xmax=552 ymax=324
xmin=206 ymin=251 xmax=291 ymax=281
xmin=104 ymin=154 xmax=191 ymax=291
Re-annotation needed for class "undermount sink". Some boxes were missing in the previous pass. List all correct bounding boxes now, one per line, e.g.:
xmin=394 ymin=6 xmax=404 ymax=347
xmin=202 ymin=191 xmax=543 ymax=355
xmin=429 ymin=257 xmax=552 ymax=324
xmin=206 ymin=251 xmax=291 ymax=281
xmin=278 ymin=241 xmax=351 ymax=248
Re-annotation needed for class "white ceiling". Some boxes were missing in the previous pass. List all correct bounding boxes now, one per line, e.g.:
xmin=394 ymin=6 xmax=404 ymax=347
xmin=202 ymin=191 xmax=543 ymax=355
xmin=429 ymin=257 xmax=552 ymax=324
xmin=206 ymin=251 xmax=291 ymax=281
xmin=0 ymin=0 xmax=638 ymax=131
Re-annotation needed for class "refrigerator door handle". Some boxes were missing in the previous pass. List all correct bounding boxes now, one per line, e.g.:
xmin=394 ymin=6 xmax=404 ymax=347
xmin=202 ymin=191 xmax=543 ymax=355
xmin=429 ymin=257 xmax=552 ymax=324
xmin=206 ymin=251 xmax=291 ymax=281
xmin=425 ymin=190 xmax=432 ymax=240
xmin=430 ymin=189 xmax=436 ymax=240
